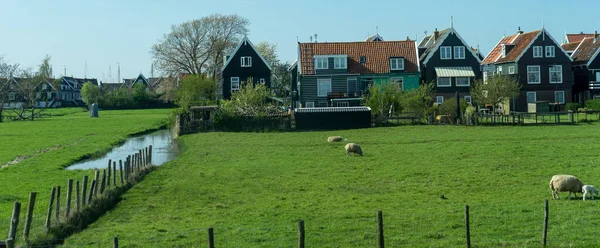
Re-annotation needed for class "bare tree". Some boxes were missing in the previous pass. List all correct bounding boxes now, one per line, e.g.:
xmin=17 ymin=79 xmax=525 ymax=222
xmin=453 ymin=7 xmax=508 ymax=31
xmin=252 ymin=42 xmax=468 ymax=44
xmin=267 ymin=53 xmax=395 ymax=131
xmin=12 ymin=57 xmax=53 ymax=120
xmin=0 ymin=56 xmax=20 ymax=122
xmin=151 ymin=14 xmax=249 ymax=78
xmin=470 ymin=75 xmax=521 ymax=111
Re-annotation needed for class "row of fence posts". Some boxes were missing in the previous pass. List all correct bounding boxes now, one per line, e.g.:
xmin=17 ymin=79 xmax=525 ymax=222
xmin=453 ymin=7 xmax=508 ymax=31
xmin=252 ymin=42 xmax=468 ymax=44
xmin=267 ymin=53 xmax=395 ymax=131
xmin=103 ymin=201 xmax=552 ymax=248
xmin=2 ymin=146 xmax=152 ymax=248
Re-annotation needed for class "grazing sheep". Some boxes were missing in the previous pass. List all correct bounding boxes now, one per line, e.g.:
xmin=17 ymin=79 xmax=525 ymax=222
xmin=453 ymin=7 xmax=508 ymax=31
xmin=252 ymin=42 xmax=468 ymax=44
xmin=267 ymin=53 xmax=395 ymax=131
xmin=549 ymin=174 xmax=584 ymax=200
xmin=582 ymin=185 xmax=599 ymax=201
xmin=327 ymin=136 xmax=346 ymax=142
xmin=345 ymin=143 xmax=363 ymax=156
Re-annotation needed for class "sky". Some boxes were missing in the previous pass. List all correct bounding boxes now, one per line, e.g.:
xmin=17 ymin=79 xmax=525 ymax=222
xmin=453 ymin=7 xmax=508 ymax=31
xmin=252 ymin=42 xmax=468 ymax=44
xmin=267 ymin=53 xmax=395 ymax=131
xmin=1 ymin=0 xmax=599 ymax=83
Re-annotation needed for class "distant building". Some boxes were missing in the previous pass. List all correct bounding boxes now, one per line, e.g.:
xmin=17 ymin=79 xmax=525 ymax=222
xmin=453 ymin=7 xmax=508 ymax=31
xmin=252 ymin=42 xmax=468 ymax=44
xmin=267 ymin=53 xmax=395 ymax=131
xmin=221 ymin=36 xmax=272 ymax=100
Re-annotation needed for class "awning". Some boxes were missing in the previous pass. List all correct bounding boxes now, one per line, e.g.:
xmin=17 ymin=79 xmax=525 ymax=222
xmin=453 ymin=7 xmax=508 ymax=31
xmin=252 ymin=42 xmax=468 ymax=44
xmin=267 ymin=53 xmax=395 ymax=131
xmin=434 ymin=67 xmax=476 ymax=77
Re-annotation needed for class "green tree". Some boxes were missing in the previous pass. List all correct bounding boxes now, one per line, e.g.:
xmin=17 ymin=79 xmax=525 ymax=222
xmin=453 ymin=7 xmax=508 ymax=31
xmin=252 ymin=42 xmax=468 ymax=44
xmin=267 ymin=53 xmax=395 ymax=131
xmin=438 ymin=97 xmax=468 ymax=122
xmin=363 ymin=83 xmax=402 ymax=123
xmin=470 ymin=75 xmax=521 ymax=110
xmin=176 ymin=75 xmax=217 ymax=110
xmin=255 ymin=41 xmax=278 ymax=66
xmin=219 ymin=77 xmax=278 ymax=116
xmin=398 ymin=82 xmax=435 ymax=118
xmin=132 ymin=83 xmax=150 ymax=105
xmin=81 ymin=82 xmax=101 ymax=106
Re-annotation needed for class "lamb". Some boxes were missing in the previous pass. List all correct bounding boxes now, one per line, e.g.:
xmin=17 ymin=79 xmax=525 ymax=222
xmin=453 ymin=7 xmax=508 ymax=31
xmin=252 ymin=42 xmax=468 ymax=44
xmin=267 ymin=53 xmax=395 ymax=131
xmin=582 ymin=185 xmax=599 ymax=201
xmin=327 ymin=136 xmax=346 ymax=142
xmin=549 ymin=174 xmax=584 ymax=200
xmin=345 ymin=143 xmax=363 ymax=156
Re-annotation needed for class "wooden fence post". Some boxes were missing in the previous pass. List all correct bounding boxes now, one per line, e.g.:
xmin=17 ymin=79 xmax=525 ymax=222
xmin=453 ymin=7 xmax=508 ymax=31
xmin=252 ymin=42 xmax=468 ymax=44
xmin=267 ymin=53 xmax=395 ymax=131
xmin=66 ymin=179 xmax=73 ymax=218
xmin=7 ymin=202 xmax=20 ymax=248
xmin=145 ymin=147 xmax=149 ymax=165
xmin=465 ymin=205 xmax=471 ymax=248
xmin=298 ymin=220 xmax=305 ymax=248
xmin=377 ymin=210 xmax=384 ymax=248
xmin=45 ymin=187 xmax=56 ymax=230
xmin=119 ymin=160 xmax=124 ymax=185
xmin=23 ymin=192 xmax=36 ymax=240
xmin=82 ymin=175 xmax=88 ymax=207
xmin=208 ymin=227 xmax=214 ymax=248
xmin=113 ymin=161 xmax=117 ymax=186
xmin=94 ymin=170 xmax=100 ymax=196
xmin=107 ymin=160 xmax=112 ymax=189
xmin=5 ymin=238 xmax=14 ymax=248
xmin=88 ymin=180 xmax=96 ymax=204
xmin=100 ymin=170 xmax=107 ymax=194
xmin=76 ymin=180 xmax=80 ymax=212
xmin=113 ymin=236 xmax=118 ymax=248
xmin=149 ymin=145 xmax=153 ymax=165
xmin=543 ymin=200 xmax=549 ymax=247
xmin=55 ymin=186 xmax=61 ymax=222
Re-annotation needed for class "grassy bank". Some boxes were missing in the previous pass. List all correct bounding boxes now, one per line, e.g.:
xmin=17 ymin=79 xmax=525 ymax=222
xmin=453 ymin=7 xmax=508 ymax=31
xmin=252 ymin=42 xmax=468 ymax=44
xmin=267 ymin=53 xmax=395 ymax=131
xmin=0 ymin=109 xmax=171 ymax=243
xmin=63 ymin=124 xmax=600 ymax=247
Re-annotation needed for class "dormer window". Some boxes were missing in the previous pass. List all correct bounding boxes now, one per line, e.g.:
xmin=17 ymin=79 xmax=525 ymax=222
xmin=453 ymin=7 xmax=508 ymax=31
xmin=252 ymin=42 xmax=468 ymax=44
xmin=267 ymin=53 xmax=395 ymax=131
xmin=314 ymin=57 xmax=328 ymax=70
xmin=241 ymin=56 xmax=252 ymax=67
xmin=360 ymin=56 xmax=366 ymax=64
xmin=334 ymin=56 xmax=347 ymax=69
xmin=390 ymin=58 xmax=404 ymax=70
xmin=501 ymin=45 xmax=506 ymax=58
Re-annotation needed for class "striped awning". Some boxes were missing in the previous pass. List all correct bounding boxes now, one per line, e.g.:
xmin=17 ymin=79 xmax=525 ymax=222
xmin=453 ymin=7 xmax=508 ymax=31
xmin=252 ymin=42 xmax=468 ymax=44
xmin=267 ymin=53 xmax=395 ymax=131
xmin=434 ymin=67 xmax=476 ymax=77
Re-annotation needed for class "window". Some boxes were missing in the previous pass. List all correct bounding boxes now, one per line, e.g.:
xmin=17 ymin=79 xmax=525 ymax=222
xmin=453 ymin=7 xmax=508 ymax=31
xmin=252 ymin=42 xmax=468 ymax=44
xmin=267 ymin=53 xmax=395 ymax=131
xmin=440 ymin=46 xmax=452 ymax=59
xmin=314 ymin=57 xmax=328 ymax=70
xmin=555 ymin=91 xmax=565 ymax=104
xmin=305 ymin=102 xmax=315 ymax=108
xmin=508 ymin=66 xmax=515 ymax=74
xmin=347 ymin=78 xmax=357 ymax=94
xmin=436 ymin=96 xmax=444 ymax=104
xmin=390 ymin=77 xmax=403 ymax=91
xmin=527 ymin=66 xmax=540 ymax=84
xmin=596 ymin=72 xmax=600 ymax=82
xmin=483 ymin=71 xmax=488 ymax=84
xmin=464 ymin=95 xmax=472 ymax=104
xmin=456 ymin=77 xmax=470 ymax=87
xmin=9 ymin=92 xmax=15 ymax=100
xmin=437 ymin=77 xmax=451 ymax=87
xmin=533 ymin=46 xmax=543 ymax=58
xmin=317 ymin=78 xmax=332 ymax=97
xmin=47 ymin=92 xmax=52 ymax=99
xmin=545 ymin=46 xmax=555 ymax=58
xmin=549 ymin=65 xmax=562 ymax=84
xmin=42 ymin=84 xmax=48 ymax=90
xmin=527 ymin=92 xmax=537 ymax=103
xmin=390 ymin=58 xmax=404 ymax=70
xmin=360 ymin=56 xmax=366 ymax=64
xmin=334 ymin=57 xmax=347 ymax=69
xmin=501 ymin=46 xmax=506 ymax=57
xmin=497 ymin=66 xmax=502 ymax=75
xmin=454 ymin=46 xmax=465 ymax=59
xmin=259 ymin=78 xmax=265 ymax=84
xmin=231 ymin=77 xmax=240 ymax=90
xmin=241 ymin=56 xmax=252 ymax=67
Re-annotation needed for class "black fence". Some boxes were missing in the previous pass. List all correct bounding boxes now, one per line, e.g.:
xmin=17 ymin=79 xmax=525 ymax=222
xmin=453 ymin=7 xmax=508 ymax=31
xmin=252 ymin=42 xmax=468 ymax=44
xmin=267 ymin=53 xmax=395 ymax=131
xmin=294 ymin=107 xmax=372 ymax=130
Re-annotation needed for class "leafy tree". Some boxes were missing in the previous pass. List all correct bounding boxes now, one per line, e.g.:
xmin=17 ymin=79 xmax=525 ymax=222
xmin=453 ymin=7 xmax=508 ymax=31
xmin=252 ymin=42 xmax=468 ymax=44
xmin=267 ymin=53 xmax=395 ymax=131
xmin=176 ymin=75 xmax=217 ymax=110
xmin=219 ymin=77 xmax=279 ymax=117
xmin=132 ymin=83 xmax=150 ymax=105
xmin=470 ymin=75 xmax=521 ymax=110
xmin=38 ymin=54 xmax=53 ymax=78
xmin=81 ymin=82 xmax=100 ymax=106
xmin=398 ymin=82 xmax=435 ymax=118
xmin=255 ymin=41 xmax=279 ymax=66
xmin=438 ymin=97 xmax=468 ymax=122
xmin=363 ymin=83 xmax=402 ymax=123
xmin=255 ymin=41 xmax=291 ymax=97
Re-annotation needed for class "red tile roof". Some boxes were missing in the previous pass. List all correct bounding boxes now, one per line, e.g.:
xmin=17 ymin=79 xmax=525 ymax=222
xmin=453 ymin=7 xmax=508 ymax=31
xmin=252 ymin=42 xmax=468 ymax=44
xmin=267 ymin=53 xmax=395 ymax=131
xmin=571 ymin=37 xmax=600 ymax=64
xmin=482 ymin=30 xmax=541 ymax=64
xmin=299 ymin=41 xmax=418 ymax=75
xmin=567 ymin=34 xmax=595 ymax=44
xmin=561 ymin=42 xmax=580 ymax=51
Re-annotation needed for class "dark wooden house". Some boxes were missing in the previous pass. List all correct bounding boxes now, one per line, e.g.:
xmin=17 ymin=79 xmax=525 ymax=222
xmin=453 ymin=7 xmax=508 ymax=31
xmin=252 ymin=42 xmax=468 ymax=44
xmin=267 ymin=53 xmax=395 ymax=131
xmin=482 ymin=28 xmax=574 ymax=112
xmin=561 ymin=32 xmax=600 ymax=103
xmin=418 ymin=28 xmax=483 ymax=105
xmin=221 ymin=36 xmax=272 ymax=100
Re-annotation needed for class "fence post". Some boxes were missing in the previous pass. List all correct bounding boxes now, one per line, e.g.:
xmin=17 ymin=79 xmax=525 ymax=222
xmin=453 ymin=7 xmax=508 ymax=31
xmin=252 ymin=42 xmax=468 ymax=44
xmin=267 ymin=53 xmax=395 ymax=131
xmin=45 ymin=187 xmax=56 ymax=230
xmin=107 ymin=159 xmax=112 ymax=189
xmin=66 ymin=179 xmax=73 ymax=218
xmin=298 ymin=220 xmax=305 ymax=248
xmin=113 ymin=237 xmax=118 ymax=248
xmin=124 ymin=157 xmax=129 ymax=180
xmin=55 ymin=186 xmax=61 ymax=222
xmin=94 ymin=170 xmax=100 ymax=196
xmin=543 ymin=200 xmax=549 ymax=247
xmin=82 ymin=175 xmax=88 ymax=207
xmin=7 ymin=202 xmax=21 ymax=245
xmin=208 ymin=227 xmax=214 ymax=248
xmin=88 ymin=180 xmax=96 ymax=204
xmin=119 ymin=160 xmax=124 ymax=185
xmin=76 ymin=180 xmax=80 ymax=212
xmin=23 ymin=192 xmax=36 ymax=240
xmin=377 ymin=210 xmax=384 ymax=248
xmin=100 ymin=170 xmax=107 ymax=194
xmin=465 ymin=205 xmax=471 ymax=248
xmin=5 ymin=238 xmax=14 ymax=248
xmin=149 ymin=145 xmax=153 ymax=165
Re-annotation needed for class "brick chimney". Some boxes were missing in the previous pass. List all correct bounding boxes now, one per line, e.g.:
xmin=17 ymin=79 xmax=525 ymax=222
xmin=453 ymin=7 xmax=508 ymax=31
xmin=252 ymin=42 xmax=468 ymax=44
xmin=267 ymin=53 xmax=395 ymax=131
xmin=433 ymin=28 xmax=439 ymax=41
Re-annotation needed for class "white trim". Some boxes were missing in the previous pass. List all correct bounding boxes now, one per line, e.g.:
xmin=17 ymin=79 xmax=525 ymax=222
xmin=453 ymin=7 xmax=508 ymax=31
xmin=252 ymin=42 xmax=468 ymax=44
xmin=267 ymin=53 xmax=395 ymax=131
xmin=440 ymin=46 xmax=452 ymax=60
xmin=333 ymin=56 xmax=348 ymax=69
xmin=314 ymin=57 xmax=328 ymax=70
xmin=554 ymin=91 xmax=565 ymax=104
xmin=513 ymin=31 xmax=543 ymax=63
xmin=288 ymin=60 xmax=298 ymax=71
xmin=533 ymin=46 xmax=544 ymax=58
xmin=423 ymin=28 xmax=483 ymax=64
xmin=390 ymin=58 xmax=404 ymax=70
xmin=259 ymin=78 xmax=265 ymax=84
xmin=526 ymin=91 xmax=537 ymax=103
xmin=456 ymin=77 xmax=470 ymax=87
xmin=317 ymin=78 xmax=332 ymax=97
xmin=436 ymin=77 xmax=451 ymax=87
xmin=454 ymin=46 xmax=466 ymax=59
xmin=230 ymin=77 xmax=240 ymax=90
xmin=587 ymin=43 xmax=600 ymax=67
xmin=596 ymin=71 xmax=600 ymax=81
xmin=549 ymin=65 xmax=562 ymax=84
xmin=390 ymin=77 xmax=404 ymax=91
xmin=241 ymin=56 xmax=252 ymax=67
xmin=464 ymin=95 xmax=472 ymax=104
xmin=221 ymin=36 xmax=273 ymax=72
xmin=527 ymin=66 xmax=541 ymax=84
xmin=305 ymin=102 xmax=315 ymax=108
xmin=414 ymin=40 xmax=421 ymax=72
xmin=545 ymin=46 xmax=555 ymax=58
xmin=542 ymin=28 xmax=574 ymax=62
xmin=435 ymin=96 xmax=444 ymax=104
xmin=482 ymin=35 xmax=506 ymax=64
xmin=508 ymin=66 xmax=515 ymax=74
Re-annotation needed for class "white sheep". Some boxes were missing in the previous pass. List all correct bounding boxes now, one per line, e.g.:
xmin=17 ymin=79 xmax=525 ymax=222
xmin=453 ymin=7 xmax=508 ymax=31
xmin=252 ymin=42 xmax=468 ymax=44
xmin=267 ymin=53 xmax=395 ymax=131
xmin=549 ymin=174 xmax=584 ymax=200
xmin=327 ymin=136 xmax=347 ymax=142
xmin=345 ymin=143 xmax=363 ymax=156
xmin=582 ymin=185 xmax=599 ymax=201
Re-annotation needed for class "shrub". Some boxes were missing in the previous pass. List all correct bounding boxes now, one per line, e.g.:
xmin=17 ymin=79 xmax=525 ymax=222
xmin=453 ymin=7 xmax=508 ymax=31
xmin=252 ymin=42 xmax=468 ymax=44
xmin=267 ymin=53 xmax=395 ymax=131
xmin=438 ymin=97 xmax=468 ymax=120
xmin=565 ymin=103 xmax=582 ymax=112
xmin=585 ymin=100 xmax=600 ymax=110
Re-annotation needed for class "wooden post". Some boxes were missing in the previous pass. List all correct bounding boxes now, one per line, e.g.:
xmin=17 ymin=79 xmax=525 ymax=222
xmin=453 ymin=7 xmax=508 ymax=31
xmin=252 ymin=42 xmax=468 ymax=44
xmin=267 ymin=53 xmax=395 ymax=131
xmin=88 ymin=180 xmax=96 ymax=204
xmin=76 ymin=180 xmax=80 ymax=212
xmin=208 ymin=227 xmax=214 ymax=248
xmin=113 ymin=162 xmax=117 ymax=186
xmin=66 ymin=179 xmax=73 ymax=218
xmin=149 ymin=145 xmax=153 ymax=165
xmin=113 ymin=237 xmax=118 ymax=248
xmin=124 ymin=157 xmax=129 ymax=180
xmin=119 ymin=160 xmax=124 ymax=185
xmin=107 ymin=159 xmax=112 ymax=188
xmin=377 ymin=210 xmax=384 ymax=248
xmin=145 ymin=147 xmax=149 ymax=165
xmin=45 ymin=187 xmax=56 ymax=230
xmin=6 ymin=238 xmax=14 ymax=248
xmin=298 ymin=220 xmax=305 ymax=248
xmin=7 ymin=202 xmax=20 ymax=248
xmin=543 ymin=200 xmax=549 ymax=247
xmin=100 ymin=170 xmax=107 ymax=194
xmin=465 ymin=205 xmax=471 ymax=248
xmin=23 ymin=192 xmax=36 ymax=240
xmin=55 ymin=186 xmax=61 ymax=222
xmin=82 ymin=175 xmax=88 ymax=207
xmin=94 ymin=170 xmax=100 ymax=196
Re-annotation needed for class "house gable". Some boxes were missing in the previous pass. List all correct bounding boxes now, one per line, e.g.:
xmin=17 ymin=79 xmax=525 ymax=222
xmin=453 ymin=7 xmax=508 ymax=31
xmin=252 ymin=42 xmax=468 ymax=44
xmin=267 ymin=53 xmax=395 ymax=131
xmin=421 ymin=28 xmax=482 ymax=65
xmin=221 ymin=37 xmax=272 ymax=99
xmin=515 ymin=29 xmax=573 ymax=64
xmin=222 ymin=36 xmax=273 ymax=72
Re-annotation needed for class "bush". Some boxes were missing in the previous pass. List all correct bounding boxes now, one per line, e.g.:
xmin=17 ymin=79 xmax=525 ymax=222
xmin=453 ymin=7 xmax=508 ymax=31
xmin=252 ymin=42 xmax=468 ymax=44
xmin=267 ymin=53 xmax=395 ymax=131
xmin=585 ymin=100 xmax=600 ymax=110
xmin=565 ymin=103 xmax=582 ymax=112
xmin=438 ymin=97 xmax=468 ymax=120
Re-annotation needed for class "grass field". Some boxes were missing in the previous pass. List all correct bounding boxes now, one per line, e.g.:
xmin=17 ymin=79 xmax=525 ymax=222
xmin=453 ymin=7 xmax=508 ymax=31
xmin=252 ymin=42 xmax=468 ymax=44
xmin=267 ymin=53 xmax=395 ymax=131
xmin=0 ymin=109 xmax=171 ymax=244
xmin=61 ymin=123 xmax=600 ymax=247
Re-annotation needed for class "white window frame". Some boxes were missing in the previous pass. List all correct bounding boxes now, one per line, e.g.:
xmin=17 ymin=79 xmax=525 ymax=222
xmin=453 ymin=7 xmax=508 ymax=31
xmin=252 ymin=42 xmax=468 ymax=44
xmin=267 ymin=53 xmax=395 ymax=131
xmin=454 ymin=46 xmax=465 ymax=59
xmin=436 ymin=96 xmax=444 ymax=104
xmin=440 ymin=46 xmax=452 ymax=60
xmin=527 ymin=66 xmax=541 ymax=84
xmin=241 ymin=56 xmax=252 ymax=67
xmin=305 ymin=102 xmax=315 ymax=108
xmin=317 ymin=78 xmax=332 ymax=97
xmin=231 ymin=77 xmax=240 ymax=90
xmin=333 ymin=57 xmax=347 ymax=69
xmin=259 ymin=78 xmax=265 ymax=84
xmin=9 ymin=92 xmax=15 ymax=100
xmin=390 ymin=77 xmax=403 ymax=91
xmin=533 ymin=46 xmax=543 ymax=58
xmin=549 ymin=65 xmax=562 ymax=84
xmin=497 ymin=66 xmax=502 ymax=75
xmin=464 ymin=95 xmax=472 ymax=104
xmin=527 ymin=92 xmax=536 ymax=103
xmin=545 ymin=46 xmax=555 ymax=58
xmin=483 ymin=71 xmax=488 ymax=84
xmin=390 ymin=58 xmax=404 ymax=70
xmin=42 ymin=84 xmax=48 ymax=90
xmin=314 ymin=57 xmax=328 ymax=70
xmin=508 ymin=66 xmax=515 ymax=74
xmin=555 ymin=91 xmax=565 ymax=104
xmin=437 ymin=77 xmax=451 ymax=87
xmin=456 ymin=77 xmax=470 ymax=87
xmin=596 ymin=72 xmax=600 ymax=82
